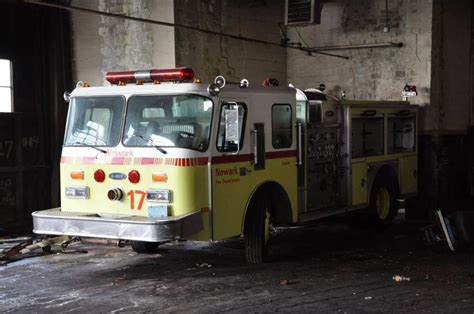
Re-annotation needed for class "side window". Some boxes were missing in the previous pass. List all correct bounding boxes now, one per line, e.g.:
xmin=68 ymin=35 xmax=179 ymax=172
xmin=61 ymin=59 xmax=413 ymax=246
xmin=388 ymin=114 xmax=416 ymax=154
xmin=216 ymin=102 xmax=247 ymax=152
xmin=351 ymin=115 xmax=384 ymax=158
xmin=272 ymin=104 xmax=292 ymax=149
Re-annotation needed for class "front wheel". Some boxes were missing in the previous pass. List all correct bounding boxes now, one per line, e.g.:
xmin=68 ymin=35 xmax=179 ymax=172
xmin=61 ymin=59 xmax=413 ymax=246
xmin=244 ymin=197 xmax=270 ymax=264
xmin=130 ymin=241 xmax=161 ymax=253
xmin=369 ymin=175 xmax=399 ymax=225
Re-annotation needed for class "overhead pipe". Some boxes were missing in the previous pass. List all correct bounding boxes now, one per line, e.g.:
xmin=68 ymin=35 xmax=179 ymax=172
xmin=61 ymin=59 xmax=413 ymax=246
xmin=308 ymin=42 xmax=403 ymax=52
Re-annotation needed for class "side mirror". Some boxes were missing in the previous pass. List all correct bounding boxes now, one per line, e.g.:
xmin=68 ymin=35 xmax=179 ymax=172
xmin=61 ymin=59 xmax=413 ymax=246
xmin=224 ymin=107 xmax=240 ymax=153
xmin=63 ymin=91 xmax=71 ymax=102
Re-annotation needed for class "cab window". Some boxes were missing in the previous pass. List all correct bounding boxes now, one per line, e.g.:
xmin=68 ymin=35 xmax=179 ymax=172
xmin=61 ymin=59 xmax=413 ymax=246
xmin=64 ymin=96 xmax=124 ymax=146
xmin=216 ymin=102 xmax=247 ymax=152
xmin=123 ymin=94 xmax=213 ymax=152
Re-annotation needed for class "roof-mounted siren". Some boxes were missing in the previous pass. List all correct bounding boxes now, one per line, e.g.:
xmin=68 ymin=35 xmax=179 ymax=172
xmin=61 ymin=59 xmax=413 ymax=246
xmin=285 ymin=0 xmax=324 ymax=26
xmin=401 ymin=84 xmax=417 ymax=101
xmin=207 ymin=75 xmax=226 ymax=97
xmin=214 ymin=76 xmax=226 ymax=89
xmin=105 ymin=67 xmax=194 ymax=85
xmin=240 ymin=79 xmax=249 ymax=88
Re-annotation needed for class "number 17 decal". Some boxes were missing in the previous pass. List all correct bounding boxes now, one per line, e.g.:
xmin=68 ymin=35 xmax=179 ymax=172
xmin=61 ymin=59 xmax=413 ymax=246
xmin=127 ymin=190 xmax=146 ymax=210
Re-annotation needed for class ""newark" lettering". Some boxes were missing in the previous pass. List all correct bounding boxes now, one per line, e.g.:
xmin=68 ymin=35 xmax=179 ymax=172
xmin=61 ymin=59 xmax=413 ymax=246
xmin=215 ymin=167 xmax=238 ymax=177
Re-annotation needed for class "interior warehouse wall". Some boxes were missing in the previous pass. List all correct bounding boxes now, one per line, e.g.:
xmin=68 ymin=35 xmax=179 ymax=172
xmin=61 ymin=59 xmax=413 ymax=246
xmin=0 ymin=2 xmax=72 ymax=233
xmin=411 ymin=0 xmax=474 ymax=218
xmin=286 ymin=0 xmax=432 ymax=126
xmin=174 ymin=0 xmax=287 ymax=85
xmin=70 ymin=0 xmax=176 ymax=86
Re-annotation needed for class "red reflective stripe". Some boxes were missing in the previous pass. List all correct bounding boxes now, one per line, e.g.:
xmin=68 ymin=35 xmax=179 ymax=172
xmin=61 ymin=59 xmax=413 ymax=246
xmin=141 ymin=157 xmax=154 ymax=165
xmin=266 ymin=150 xmax=297 ymax=159
xmin=82 ymin=157 xmax=95 ymax=164
xmin=60 ymin=156 xmax=210 ymax=167
xmin=211 ymin=151 xmax=296 ymax=165
xmin=211 ymin=154 xmax=253 ymax=164
xmin=111 ymin=157 xmax=124 ymax=165
xmin=196 ymin=157 xmax=209 ymax=165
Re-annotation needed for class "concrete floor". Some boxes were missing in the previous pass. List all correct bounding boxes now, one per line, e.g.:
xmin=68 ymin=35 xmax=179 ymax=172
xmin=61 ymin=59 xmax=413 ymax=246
xmin=1 ymin=216 xmax=474 ymax=312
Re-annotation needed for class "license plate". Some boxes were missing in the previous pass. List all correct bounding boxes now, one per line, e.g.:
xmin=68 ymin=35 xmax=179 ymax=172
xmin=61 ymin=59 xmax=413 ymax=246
xmin=148 ymin=205 xmax=168 ymax=218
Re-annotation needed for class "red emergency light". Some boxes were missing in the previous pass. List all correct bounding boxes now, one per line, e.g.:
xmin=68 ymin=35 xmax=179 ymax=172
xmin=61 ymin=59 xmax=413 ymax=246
xmin=105 ymin=68 xmax=195 ymax=85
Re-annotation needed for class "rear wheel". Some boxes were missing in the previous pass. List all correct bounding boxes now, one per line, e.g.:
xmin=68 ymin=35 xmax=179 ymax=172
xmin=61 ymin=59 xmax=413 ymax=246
xmin=244 ymin=197 xmax=270 ymax=264
xmin=369 ymin=175 xmax=398 ymax=225
xmin=131 ymin=241 xmax=161 ymax=253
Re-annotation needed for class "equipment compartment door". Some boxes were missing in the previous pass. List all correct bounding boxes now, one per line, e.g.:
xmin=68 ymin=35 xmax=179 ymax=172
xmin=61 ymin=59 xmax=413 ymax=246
xmin=351 ymin=160 xmax=368 ymax=205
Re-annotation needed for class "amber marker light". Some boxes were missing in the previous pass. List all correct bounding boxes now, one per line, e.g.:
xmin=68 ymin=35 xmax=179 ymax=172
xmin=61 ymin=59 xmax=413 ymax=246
xmin=152 ymin=173 xmax=168 ymax=183
xmin=70 ymin=171 xmax=84 ymax=180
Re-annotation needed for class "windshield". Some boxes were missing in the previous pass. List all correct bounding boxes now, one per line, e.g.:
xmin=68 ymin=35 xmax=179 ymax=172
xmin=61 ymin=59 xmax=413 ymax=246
xmin=64 ymin=96 xmax=124 ymax=146
xmin=123 ymin=95 xmax=213 ymax=151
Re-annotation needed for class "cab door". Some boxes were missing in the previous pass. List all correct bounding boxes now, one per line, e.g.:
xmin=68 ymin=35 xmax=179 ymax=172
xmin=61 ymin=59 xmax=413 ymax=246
xmin=211 ymin=101 xmax=252 ymax=240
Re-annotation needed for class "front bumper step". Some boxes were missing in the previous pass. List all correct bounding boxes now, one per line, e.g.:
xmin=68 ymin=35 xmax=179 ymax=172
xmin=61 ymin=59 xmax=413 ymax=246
xmin=32 ymin=208 xmax=203 ymax=242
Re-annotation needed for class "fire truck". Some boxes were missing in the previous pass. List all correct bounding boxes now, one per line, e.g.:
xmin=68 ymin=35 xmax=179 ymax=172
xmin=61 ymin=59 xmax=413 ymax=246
xmin=32 ymin=68 xmax=418 ymax=263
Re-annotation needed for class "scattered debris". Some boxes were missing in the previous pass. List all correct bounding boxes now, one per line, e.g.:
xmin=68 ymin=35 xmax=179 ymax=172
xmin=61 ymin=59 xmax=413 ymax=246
xmin=0 ymin=237 xmax=32 ymax=244
xmin=422 ymin=209 xmax=457 ymax=251
xmin=393 ymin=275 xmax=411 ymax=282
xmin=280 ymin=279 xmax=290 ymax=285
xmin=196 ymin=263 xmax=213 ymax=268
xmin=80 ymin=238 xmax=121 ymax=246
xmin=20 ymin=235 xmax=69 ymax=254
xmin=437 ymin=210 xmax=456 ymax=251
xmin=0 ymin=239 xmax=33 ymax=264
xmin=0 ymin=235 xmax=87 ymax=266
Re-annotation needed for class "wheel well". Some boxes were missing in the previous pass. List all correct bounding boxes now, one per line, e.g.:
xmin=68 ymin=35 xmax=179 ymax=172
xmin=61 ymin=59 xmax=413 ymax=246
xmin=242 ymin=181 xmax=292 ymax=235
xmin=369 ymin=165 xmax=400 ymax=200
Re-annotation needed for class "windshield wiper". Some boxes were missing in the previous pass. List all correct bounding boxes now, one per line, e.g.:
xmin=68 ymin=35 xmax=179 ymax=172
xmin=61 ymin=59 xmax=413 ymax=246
xmin=73 ymin=142 xmax=107 ymax=154
xmin=129 ymin=134 xmax=167 ymax=154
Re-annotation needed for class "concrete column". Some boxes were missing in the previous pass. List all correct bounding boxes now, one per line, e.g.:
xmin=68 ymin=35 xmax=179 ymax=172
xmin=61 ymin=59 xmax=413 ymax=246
xmin=71 ymin=0 xmax=175 ymax=86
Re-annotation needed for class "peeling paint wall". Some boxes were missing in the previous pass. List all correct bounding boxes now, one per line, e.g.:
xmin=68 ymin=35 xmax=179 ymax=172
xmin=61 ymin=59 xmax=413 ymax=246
xmin=287 ymin=0 xmax=432 ymax=128
xmin=71 ymin=0 xmax=175 ymax=86
xmin=174 ymin=0 xmax=287 ymax=85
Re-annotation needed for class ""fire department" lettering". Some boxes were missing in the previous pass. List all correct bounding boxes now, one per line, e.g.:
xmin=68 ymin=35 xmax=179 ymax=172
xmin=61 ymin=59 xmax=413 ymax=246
xmin=215 ymin=167 xmax=238 ymax=177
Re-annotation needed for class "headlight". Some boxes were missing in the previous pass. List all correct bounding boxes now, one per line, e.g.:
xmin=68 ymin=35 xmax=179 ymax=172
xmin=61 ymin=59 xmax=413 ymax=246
xmin=65 ymin=186 xmax=89 ymax=199
xmin=146 ymin=189 xmax=172 ymax=203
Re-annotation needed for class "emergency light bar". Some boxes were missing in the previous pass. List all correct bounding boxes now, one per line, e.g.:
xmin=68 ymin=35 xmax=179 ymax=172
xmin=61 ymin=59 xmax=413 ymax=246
xmin=105 ymin=67 xmax=195 ymax=85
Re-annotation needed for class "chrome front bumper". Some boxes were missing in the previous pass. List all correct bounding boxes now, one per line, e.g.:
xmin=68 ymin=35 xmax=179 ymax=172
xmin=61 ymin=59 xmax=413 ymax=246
xmin=32 ymin=208 xmax=203 ymax=242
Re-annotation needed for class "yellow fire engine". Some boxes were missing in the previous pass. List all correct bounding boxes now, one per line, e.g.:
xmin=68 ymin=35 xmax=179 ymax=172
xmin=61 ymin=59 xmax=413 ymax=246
xmin=32 ymin=68 xmax=418 ymax=263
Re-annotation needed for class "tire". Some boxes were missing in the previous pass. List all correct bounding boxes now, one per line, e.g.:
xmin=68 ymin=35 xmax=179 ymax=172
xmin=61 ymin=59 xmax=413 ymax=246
xmin=131 ymin=241 xmax=161 ymax=253
xmin=244 ymin=197 xmax=270 ymax=264
xmin=368 ymin=175 xmax=399 ymax=225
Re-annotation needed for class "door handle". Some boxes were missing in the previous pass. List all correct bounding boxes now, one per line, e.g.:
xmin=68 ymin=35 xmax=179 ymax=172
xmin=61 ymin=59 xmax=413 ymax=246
xmin=296 ymin=123 xmax=303 ymax=166
xmin=252 ymin=129 xmax=258 ymax=164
